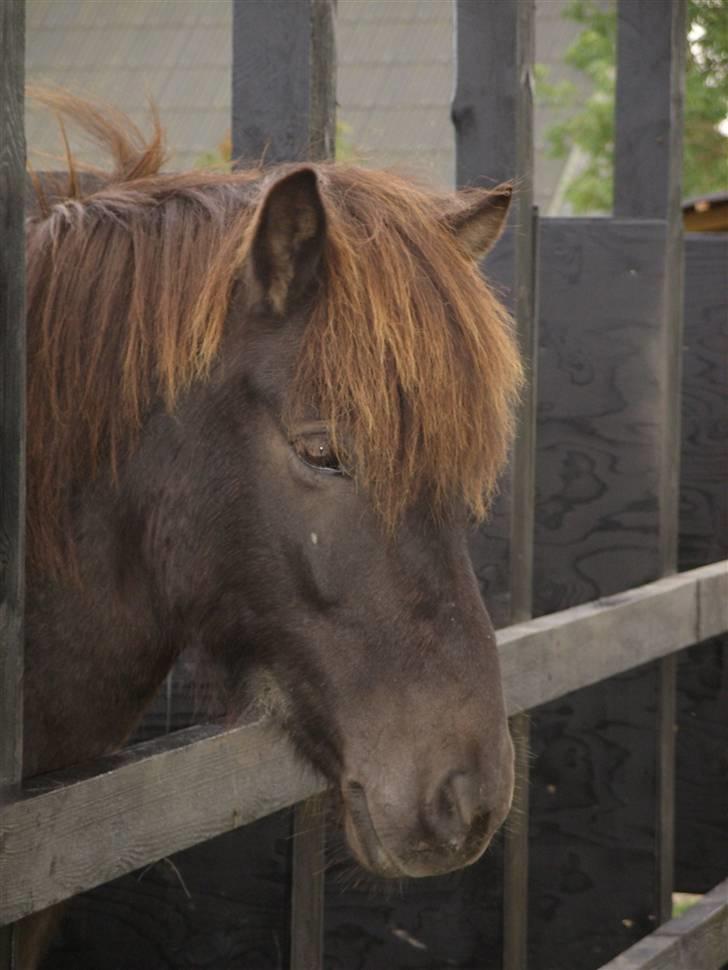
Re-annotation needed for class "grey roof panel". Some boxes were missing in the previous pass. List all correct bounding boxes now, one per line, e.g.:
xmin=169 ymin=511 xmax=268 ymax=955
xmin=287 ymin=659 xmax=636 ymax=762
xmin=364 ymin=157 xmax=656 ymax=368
xmin=26 ymin=0 xmax=578 ymax=205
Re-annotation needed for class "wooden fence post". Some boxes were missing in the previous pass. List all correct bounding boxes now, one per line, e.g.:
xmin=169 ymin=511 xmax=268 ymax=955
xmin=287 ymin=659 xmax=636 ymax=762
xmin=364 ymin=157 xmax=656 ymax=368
xmin=675 ymin=232 xmax=728 ymax=895
xmin=453 ymin=3 xmax=537 ymax=968
xmin=232 ymin=0 xmax=335 ymax=167
xmin=232 ymin=4 xmax=336 ymax=968
xmin=615 ymin=0 xmax=686 ymax=925
xmin=0 ymin=0 xmax=26 ymax=967
xmin=528 ymin=3 xmax=686 ymax=967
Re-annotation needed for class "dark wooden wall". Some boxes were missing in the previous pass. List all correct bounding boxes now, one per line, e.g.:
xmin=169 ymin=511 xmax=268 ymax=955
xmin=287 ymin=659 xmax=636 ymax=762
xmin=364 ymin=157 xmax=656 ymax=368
xmin=529 ymin=216 xmax=670 ymax=969
xmin=526 ymin=2 xmax=687 ymax=966
xmin=674 ymin=234 xmax=728 ymax=895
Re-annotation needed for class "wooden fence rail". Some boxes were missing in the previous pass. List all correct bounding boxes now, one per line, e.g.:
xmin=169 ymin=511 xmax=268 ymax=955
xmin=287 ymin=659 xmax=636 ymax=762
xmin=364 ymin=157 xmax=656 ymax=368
xmin=597 ymin=877 xmax=728 ymax=970
xmin=1 ymin=559 xmax=725 ymax=927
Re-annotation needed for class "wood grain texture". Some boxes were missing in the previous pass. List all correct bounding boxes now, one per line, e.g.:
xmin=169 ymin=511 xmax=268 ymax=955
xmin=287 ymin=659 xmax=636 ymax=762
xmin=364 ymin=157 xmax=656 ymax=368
xmin=2 ymin=561 xmax=725 ymax=931
xmin=615 ymin=0 xmax=686 ymax=570
xmin=596 ymin=877 xmax=728 ymax=970
xmin=454 ymin=0 xmax=537 ymax=631
xmin=1 ymin=3 xmax=26 ymax=964
xmin=0 ymin=0 xmax=26 ymax=795
xmin=1 ymin=720 xmax=324 ymax=925
xmin=674 ymin=233 xmax=728 ymax=896
xmin=454 ymin=6 xmax=536 ymax=968
xmin=500 ymin=561 xmax=727 ymax=714
xmin=290 ymin=796 xmax=326 ymax=970
xmin=614 ymin=4 xmax=686 ymax=925
xmin=231 ymin=0 xmax=335 ymax=166
xmin=534 ymin=219 xmax=667 ymax=611
xmin=678 ymin=236 xmax=728 ymax=573
xmin=529 ymin=216 xmax=670 ymax=969
xmin=674 ymin=638 xmax=728 ymax=895
xmin=614 ymin=0 xmax=685 ymax=221
xmin=43 ymin=813 xmax=294 ymax=970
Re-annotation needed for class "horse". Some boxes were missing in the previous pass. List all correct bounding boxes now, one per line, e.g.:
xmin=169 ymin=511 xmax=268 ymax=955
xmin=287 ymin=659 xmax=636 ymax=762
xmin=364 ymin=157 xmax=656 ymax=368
xmin=19 ymin=91 xmax=523 ymax=965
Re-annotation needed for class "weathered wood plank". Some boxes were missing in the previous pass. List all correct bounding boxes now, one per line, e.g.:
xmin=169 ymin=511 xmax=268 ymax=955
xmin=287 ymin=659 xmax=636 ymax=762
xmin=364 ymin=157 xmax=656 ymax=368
xmin=453 ymin=4 xmax=536 ymax=967
xmin=500 ymin=561 xmax=727 ymax=714
xmin=0 ymin=0 xmax=26 ymax=800
xmin=231 ymin=0 xmax=335 ymax=166
xmin=596 ymin=877 xmax=728 ymax=970
xmin=615 ymin=0 xmax=686 ymax=573
xmin=1 ymin=1 xmax=26 ymax=964
xmin=533 ymin=218 xmax=668 ymax=610
xmin=529 ymin=205 xmax=686 ymax=964
xmin=617 ymin=1 xmax=686 ymax=931
xmin=290 ymin=796 xmax=326 ymax=970
xmin=679 ymin=236 xmax=728 ymax=574
xmin=675 ymin=233 xmax=728 ymax=897
xmin=1 ymin=561 xmax=725 ymax=928
xmin=657 ymin=654 xmax=677 ymax=923
xmin=453 ymin=0 xmax=536 ymax=631
xmin=45 ymin=815 xmax=297 ymax=970
xmin=614 ymin=0 xmax=686 ymax=928
xmin=529 ymin=210 xmax=667 ymax=961
xmin=1 ymin=721 xmax=324 ymax=926
xmin=614 ymin=0 xmax=686 ymax=223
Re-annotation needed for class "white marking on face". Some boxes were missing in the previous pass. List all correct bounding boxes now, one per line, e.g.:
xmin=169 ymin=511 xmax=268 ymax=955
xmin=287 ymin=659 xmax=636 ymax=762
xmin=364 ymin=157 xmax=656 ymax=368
xmin=310 ymin=532 xmax=319 ymax=545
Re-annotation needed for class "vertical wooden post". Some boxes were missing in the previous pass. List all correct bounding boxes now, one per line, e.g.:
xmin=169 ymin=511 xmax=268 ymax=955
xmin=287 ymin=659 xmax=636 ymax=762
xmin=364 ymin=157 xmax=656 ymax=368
xmin=289 ymin=794 xmax=327 ymax=970
xmin=527 ymin=2 xmax=685 ymax=966
xmin=232 ymin=0 xmax=335 ymax=167
xmin=0 ymin=0 xmax=26 ymax=966
xmin=453 ymin=3 xmax=537 ymax=968
xmin=615 ymin=0 xmax=686 ymax=578
xmin=453 ymin=0 xmax=536 ymax=630
xmin=232 ymin=4 xmax=335 ymax=968
xmin=675 ymin=231 xmax=728 ymax=896
xmin=615 ymin=0 xmax=686 ymax=924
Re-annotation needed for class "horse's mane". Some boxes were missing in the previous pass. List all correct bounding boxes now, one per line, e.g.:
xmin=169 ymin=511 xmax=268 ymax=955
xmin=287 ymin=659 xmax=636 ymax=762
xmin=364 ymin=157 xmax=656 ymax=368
xmin=27 ymin=90 xmax=523 ymax=576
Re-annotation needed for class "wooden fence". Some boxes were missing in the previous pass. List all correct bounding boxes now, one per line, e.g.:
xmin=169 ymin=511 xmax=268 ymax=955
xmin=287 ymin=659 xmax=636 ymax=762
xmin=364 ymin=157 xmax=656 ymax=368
xmin=1 ymin=1 xmax=726 ymax=968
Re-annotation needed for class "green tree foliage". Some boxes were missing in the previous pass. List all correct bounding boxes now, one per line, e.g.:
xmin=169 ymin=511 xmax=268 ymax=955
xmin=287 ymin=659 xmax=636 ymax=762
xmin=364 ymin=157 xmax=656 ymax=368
xmin=539 ymin=0 xmax=728 ymax=213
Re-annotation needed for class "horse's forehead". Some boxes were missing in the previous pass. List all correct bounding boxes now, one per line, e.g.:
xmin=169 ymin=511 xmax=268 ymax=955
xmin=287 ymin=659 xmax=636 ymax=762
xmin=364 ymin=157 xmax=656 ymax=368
xmin=220 ymin=301 xmax=308 ymax=400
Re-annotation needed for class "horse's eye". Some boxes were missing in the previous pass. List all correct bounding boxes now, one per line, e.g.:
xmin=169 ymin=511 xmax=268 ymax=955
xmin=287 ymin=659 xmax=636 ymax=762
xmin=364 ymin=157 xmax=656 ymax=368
xmin=292 ymin=433 xmax=345 ymax=475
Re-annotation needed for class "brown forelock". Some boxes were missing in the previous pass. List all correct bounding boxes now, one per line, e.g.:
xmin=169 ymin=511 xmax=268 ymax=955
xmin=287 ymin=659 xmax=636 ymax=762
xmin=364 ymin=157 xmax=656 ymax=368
xmin=26 ymin=92 xmax=523 ymax=576
xmin=292 ymin=166 xmax=524 ymax=528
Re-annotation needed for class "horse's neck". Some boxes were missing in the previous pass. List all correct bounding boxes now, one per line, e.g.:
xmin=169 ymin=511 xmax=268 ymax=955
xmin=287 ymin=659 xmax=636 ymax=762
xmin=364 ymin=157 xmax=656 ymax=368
xmin=23 ymin=524 xmax=174 ymax=779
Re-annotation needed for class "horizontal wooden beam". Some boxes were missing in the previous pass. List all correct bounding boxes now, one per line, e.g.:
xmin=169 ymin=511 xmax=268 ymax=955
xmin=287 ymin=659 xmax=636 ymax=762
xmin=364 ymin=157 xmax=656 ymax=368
xmin=500 ymin=559 xmax=727 ymax=714
xmin=0 ymin=721 xmax=324 ymax=924
xmin=597 ymin=877 xmax=728 ymax=969
xmin=1 ymin=560 xmax=725 ymax=925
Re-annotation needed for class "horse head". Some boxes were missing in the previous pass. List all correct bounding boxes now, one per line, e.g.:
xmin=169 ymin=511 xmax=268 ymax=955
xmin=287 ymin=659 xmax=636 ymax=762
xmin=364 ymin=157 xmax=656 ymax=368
xmin=26 ymin=96 xmax=523 ymax=878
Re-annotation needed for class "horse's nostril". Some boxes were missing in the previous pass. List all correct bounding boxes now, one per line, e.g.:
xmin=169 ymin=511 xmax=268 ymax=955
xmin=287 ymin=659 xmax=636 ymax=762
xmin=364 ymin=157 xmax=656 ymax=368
xmin=426 ymin=770 xmax=491 ymax=850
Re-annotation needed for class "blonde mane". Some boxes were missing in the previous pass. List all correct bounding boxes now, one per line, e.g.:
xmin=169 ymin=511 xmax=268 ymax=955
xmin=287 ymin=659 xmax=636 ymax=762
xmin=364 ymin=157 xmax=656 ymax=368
xmin=27 ymin=91 xmax=523 ymax=575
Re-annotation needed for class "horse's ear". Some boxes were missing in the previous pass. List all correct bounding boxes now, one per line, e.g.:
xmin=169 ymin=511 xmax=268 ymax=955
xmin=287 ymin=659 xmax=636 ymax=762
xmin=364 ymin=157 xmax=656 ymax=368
xmin=444 ymin=184 xmax=512 ymax=261
xmin=249 ymin=167 xmax=326 ymax=315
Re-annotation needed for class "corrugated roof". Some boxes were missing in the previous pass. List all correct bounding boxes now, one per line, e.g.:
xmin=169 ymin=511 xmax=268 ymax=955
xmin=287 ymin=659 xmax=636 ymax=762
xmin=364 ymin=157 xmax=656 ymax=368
xmin=26 ymin=0 xmax=587 ymax=204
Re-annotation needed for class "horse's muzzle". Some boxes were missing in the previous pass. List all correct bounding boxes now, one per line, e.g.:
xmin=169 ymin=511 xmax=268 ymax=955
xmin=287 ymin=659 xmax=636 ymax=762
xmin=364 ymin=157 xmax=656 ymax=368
xmin=341 ymin=767 xmax=503 ymax=878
